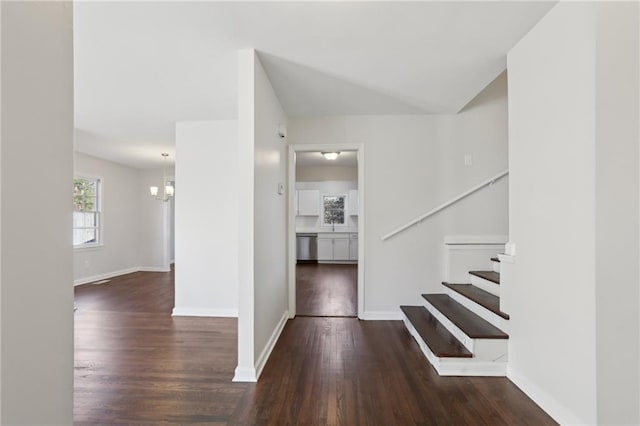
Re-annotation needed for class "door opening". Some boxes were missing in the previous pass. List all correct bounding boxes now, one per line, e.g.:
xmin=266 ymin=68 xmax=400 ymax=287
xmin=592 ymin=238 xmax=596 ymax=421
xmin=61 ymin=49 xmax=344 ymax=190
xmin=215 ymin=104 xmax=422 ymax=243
xmin=287 ymin=144 xmax=365 ymax=319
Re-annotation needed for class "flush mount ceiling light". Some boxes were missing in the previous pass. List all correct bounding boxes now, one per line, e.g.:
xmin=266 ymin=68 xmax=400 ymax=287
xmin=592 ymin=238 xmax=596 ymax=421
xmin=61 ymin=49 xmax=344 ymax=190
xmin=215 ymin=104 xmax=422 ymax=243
xmin=149 ymin=153 xmax=174 ymax=202
xmin=321 ymin=152 xmax=340 ymax=160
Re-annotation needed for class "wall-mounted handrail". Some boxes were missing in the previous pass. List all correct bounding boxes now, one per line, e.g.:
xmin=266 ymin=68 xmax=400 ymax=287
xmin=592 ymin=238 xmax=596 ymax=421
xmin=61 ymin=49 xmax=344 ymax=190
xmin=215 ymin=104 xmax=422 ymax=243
xmin=381 ymin=169 xmax=509 ymax=241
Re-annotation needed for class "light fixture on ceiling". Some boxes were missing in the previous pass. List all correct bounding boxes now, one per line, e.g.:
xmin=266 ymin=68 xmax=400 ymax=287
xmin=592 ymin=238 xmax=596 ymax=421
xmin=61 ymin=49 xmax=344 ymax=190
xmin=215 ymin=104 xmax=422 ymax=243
xmin=149 ymin=153 xmax=174 ymax=202
xmin=322 ymin=152 xmax=340 ymax=160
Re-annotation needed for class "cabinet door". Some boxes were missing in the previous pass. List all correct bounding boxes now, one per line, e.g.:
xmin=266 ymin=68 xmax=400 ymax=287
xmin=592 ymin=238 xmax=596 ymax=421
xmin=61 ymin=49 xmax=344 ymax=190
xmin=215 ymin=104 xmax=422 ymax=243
xmin=297 ymin=190 xmax=320 ymax=216
xmin=348 ymin=189 xmax=358 ymax=216
xmin=317 ymin=238 xmax=333 ymax=261
xmin=333 ymin=238 xmax=350 ymax=260
xmin=349 ymin=236 xmax=358 ymax=260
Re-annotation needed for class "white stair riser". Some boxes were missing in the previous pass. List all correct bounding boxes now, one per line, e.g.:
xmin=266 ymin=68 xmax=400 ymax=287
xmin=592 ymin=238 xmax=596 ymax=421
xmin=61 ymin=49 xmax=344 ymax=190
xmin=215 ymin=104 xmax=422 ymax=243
xmin=470 ymin=275 xmax=500 ymax=296
xmin=423 ymin=299 xmax=475 ymax=352
xmin=492 ymin=261 xmax=501 ymax=273
xmin=423 ymin=299 xmax=508 ymax=359
xmin=401 ymin=313 xmax=507 ymax=377
xmin=444 ymin=286 xmax=508 ymax=333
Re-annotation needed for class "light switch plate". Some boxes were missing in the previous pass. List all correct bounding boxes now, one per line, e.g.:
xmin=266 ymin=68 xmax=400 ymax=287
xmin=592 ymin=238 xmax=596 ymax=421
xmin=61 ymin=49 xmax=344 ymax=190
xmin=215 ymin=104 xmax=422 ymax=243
xmin=464 ymin=155 xmax=473 ymax=166
xmin=278 ymin=183 xmax=285 ymax=195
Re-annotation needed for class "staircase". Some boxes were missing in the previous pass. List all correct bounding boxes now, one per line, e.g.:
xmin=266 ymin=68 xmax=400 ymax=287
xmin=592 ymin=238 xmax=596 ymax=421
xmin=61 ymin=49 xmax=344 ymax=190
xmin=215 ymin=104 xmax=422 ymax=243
xmin=400 ymin=257 xmax=509 ymax=376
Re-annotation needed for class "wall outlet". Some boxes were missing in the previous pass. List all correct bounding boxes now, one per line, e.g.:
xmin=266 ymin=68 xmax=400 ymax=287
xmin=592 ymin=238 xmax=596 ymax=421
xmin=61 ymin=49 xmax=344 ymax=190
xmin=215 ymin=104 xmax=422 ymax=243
xmin=464 ymin=155 xmax=473 ymax=166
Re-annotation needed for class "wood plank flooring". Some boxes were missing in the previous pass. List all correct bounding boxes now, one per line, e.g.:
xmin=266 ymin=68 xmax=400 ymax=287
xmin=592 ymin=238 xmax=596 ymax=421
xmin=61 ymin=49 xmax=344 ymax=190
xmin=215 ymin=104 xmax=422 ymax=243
xmin=75 ymin=270 xmax=557 ymax=425
xmin=296 ymin=264 xmax=357 ymax=317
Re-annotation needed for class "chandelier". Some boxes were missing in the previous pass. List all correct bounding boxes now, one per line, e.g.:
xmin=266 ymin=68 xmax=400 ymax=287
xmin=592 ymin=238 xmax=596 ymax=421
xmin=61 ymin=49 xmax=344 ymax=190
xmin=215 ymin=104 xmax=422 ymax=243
xmin=149 ymin=153 xmax=174 ymax=202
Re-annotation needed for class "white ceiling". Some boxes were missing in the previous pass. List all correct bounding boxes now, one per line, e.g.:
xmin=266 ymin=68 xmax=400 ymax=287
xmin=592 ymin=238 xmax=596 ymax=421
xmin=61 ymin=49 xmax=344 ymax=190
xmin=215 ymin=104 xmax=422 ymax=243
xmin=74 ymin=1 xmax=555 ymax=168
xmin=296 ymin=151 xmax=357 ymax=167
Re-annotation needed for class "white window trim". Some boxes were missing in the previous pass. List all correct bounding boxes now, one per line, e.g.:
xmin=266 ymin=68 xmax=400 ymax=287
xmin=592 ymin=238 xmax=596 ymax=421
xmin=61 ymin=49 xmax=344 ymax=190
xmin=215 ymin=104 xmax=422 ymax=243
xmin=73 ymin=174 xmax=104 ymax=250
xmin=321 ymin=193 xmax=348 ymax=227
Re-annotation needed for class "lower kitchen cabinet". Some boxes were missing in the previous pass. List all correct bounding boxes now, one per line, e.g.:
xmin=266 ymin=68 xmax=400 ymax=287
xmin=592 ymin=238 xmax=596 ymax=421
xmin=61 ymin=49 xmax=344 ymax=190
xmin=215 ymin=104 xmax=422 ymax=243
xmin=318 ymin=233 xmax=357 ymax=262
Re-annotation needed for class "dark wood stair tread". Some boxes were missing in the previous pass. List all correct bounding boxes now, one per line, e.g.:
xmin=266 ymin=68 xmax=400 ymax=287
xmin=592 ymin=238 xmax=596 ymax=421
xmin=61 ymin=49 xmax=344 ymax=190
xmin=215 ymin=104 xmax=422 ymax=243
xmin=469 ymin=270 xmax=500 ymax=284
xmin=490 ymin=257 xmax=500 ymax=263
xmin=442 ymin=283 xmax=510 ymax=320
xmin=422 ymin=294 xmax=509 ymax=339
xmin=400 ymin=306 xmax=472 ymax=358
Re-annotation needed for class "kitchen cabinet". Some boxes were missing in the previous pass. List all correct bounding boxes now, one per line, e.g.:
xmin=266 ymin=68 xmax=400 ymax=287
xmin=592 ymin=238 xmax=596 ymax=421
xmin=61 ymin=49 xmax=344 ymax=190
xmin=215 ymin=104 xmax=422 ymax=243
xmin=349 ymin=233 xmax=358 ymax=260
xmin=317 ymin=238 xmax=333 ymax=261
xmin=297 ymin=189 xmax=319 ymax=216
xmin=333 ymin=238 xmax=350 ymax=260
xmin=348 ymin=189 xmax=359 ymax=216
xmin=318 ymin=233 xmax=350 ymax=261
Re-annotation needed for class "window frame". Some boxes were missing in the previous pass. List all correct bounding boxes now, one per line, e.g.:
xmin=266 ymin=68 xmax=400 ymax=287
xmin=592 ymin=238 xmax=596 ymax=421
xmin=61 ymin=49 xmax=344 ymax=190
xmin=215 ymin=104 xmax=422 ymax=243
xmin=322 ymin=194 xmax=347 ymax=227
xmin=73 ymin=175 xmax=104 ymax=250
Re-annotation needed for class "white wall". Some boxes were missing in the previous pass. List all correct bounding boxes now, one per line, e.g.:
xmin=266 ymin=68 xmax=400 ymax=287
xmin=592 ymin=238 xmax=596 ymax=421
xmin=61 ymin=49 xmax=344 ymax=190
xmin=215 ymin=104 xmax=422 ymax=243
xmin=1 ymin=2 xmax=74 ymax=423
xmin=506 ymin=3 xmax=640 ymax=424
xmin=235 ymin=49 xmax=289 ymax=382
xmin=594 ymin=3 xmax=639 ymax=424
xmin=253 ymin=53 xmax=288 ymax=371
xmin=288 ymin=71 xmax=509 ymax=317
xmin=74 ymin=152 xmax=140 ymax=283
xmin=295 ymin=180 xmax=358 ymax=232
xmin=296 ymin=165 xmax=357 ymax=181
xmin=138 ymin=166 xmax=174 ymax=271
xmin=174 ymin=120 xmax=238 ymax=317
xmin=235 ymin=49 xmax=256 ymax=381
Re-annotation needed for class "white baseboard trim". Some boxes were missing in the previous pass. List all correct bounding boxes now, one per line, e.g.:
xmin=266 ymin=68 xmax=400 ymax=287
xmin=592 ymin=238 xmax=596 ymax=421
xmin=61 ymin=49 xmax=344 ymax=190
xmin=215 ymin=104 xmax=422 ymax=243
xmin=507 ymin=367 xmax=586 ymax=425
xmin=74 ymin=267 xmax=139 ymax=286
xmin=233 ymin=366 xmax=257 ymax=382
xmin=171 ymin=307 xmax=238 ymax=317
xmin=139 ymin=266 xmax=171 ymax=272
xmin=361 ymin=310 xmax=402 ymax=320
xmin=255 ymin=310 xmax=289 ymax=380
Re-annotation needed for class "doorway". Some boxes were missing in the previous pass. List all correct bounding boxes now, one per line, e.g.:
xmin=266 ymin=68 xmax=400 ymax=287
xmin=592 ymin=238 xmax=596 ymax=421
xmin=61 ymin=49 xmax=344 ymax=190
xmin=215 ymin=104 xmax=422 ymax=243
xmin=287 ymin=144 xmax=365 ymax=319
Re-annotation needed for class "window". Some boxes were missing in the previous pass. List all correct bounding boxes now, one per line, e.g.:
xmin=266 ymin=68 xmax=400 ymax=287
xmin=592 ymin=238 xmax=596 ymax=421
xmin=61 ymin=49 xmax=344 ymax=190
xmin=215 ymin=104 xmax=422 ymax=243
xmin=323 ymin=195 xmax=345 ymax=225
xmin=73 ymin=177 xmax=101 ymax=247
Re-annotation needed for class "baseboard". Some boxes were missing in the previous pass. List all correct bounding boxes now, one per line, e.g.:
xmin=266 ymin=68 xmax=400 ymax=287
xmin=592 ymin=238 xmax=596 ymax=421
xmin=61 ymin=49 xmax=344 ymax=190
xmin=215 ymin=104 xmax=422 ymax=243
xmin=172 ymin=307 xmax=238 ymax=317
xmin=361 ymin=310 xmax=402 ymax=320
xmin=139 ymin=266 xmax=171 ymax=272
xmin=74 ymin=267 xmax=139 ymax=286
xmin=255 ymin=310 xmax=289 ymax=380
xmin=232 ymin=366 xmax=257 ymax=382
xmin=507 ymin=367 xmax=587 ymax=425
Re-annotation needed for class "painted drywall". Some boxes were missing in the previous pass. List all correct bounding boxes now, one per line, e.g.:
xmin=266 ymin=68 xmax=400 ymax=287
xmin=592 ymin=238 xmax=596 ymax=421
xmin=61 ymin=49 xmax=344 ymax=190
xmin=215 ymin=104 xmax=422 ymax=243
xmin=174 ymin=120 xmax=239 ymax=317
xmin=1 ymin=2 xmax=74 ymax=423
xmin=594 ymin=3 xmax=639 ymax=424
xmin=506 ymin=3 xmax=598 ymax=424
xmin=288 ymin=71 xmax=509 ymax=317
xmin=295 ymin=180 xmax=358 ymax=232
xmin=296 ymin=165 xmax=357 ymax=182
xmin=253 ymin=53 xmax=288 ymax=366
xmin=74 ymin=152 xmax=140 ymax=283
xmin=235 ymin=49 xmax=256 ymax=381
xmin=138 ymin=166 xmax=174 ymax=271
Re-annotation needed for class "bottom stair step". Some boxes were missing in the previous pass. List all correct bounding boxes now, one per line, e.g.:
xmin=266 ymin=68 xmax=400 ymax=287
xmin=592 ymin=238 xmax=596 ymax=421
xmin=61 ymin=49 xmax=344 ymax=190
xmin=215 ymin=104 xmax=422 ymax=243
xmin=400 ymin=306 xmax=471 ymax=358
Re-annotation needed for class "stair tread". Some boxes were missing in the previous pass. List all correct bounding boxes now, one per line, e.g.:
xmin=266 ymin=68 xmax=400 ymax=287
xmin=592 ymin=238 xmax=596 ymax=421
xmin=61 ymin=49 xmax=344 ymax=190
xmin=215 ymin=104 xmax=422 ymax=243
xmin=442 ymin=283 xmax=510 ymax=320
xmin=469 ymin=270 xmax=500 ymax=284
xmin=400 ymin=306 xmax=472 ymax=358
xmin=490 ymin=257 xmax=500 ymax=263
xmin=422 ymin=294 xmax=509 ymax=339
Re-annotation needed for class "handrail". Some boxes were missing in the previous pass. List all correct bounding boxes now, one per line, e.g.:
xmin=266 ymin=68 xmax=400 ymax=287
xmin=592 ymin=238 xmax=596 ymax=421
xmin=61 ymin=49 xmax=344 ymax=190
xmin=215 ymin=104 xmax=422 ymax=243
xmin=381 ymin=169 xmax=509 ymax=241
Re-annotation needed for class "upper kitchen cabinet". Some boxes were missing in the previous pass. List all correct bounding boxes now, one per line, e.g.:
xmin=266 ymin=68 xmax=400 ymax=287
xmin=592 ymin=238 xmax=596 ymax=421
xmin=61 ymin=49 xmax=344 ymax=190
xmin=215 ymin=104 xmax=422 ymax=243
xmin=348 ymin=189 xmax=359 ymax=216
xmin=297 ymin=189 xmax=320 ymax=216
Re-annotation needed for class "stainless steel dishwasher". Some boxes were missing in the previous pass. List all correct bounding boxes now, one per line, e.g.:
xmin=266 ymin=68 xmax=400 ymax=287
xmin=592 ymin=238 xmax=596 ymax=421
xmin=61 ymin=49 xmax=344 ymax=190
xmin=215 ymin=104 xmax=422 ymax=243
xmin=296 ymin=233 xmax=318 ymax=263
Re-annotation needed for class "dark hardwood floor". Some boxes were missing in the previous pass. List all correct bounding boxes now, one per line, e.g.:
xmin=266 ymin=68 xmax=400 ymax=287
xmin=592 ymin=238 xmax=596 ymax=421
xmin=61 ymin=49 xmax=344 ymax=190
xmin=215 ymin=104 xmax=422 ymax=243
xmin=296 ymin=263 xmax=357 ymax=317
xmin=74 ymin=270 xmax=557 ymax=425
